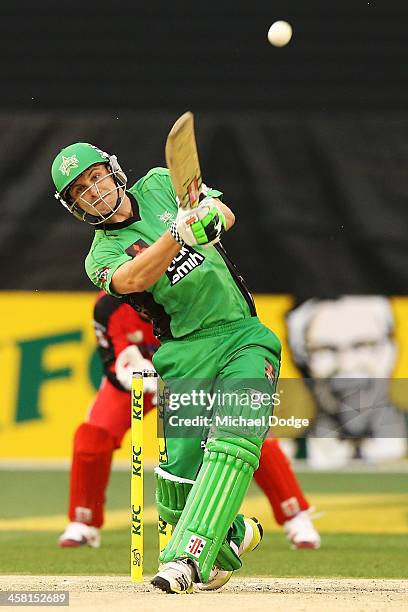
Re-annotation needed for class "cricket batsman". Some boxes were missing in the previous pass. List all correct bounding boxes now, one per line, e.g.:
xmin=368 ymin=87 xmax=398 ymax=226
xmin=51 ymin=142 xmax=303 ymax=593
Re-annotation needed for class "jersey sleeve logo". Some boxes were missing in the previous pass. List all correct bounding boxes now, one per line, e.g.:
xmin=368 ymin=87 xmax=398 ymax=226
xmin=96 ymin=266 xmax=110 ymax=285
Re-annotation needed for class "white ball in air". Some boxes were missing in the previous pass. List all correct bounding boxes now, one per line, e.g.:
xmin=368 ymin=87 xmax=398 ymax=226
xmin=267 ymin=21 xmax=293 ymax=47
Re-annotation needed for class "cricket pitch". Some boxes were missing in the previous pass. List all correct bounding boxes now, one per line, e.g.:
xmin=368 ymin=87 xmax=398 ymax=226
xmin=0 ymin=576 xmax=407 ymax=611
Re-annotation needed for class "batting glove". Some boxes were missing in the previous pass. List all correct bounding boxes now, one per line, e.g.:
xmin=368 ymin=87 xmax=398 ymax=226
xmin=170 ymin=198 xmax=226 ymax=247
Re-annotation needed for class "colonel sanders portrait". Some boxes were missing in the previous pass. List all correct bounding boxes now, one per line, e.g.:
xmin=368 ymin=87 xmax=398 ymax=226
xmin=286 ymin=296 xmax=407 ymax=469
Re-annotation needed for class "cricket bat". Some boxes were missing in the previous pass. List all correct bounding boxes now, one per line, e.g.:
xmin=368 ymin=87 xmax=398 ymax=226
xmin=165 ymin=111 xmax=202 ymax=209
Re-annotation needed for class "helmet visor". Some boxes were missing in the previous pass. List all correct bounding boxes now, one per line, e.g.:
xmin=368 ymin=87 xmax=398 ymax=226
xmin=65 ymin=169 xmax=127 ymax=225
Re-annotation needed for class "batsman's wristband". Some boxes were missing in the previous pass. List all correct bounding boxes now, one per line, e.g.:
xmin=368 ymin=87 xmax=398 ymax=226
xmin=169 ymin=222 xmax=184 ymax=246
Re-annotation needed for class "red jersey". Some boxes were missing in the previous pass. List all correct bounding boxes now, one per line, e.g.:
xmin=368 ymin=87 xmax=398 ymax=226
xmin=93 ymin=291 xmax=160 ymax=391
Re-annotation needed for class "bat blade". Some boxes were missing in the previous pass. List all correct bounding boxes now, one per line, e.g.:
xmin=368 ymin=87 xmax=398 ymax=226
xmin=165 ymin=111 xmax=202 ymax=209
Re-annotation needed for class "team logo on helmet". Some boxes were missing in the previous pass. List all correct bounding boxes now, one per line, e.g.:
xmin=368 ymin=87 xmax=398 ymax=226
xmin=59 ymin=154 xmax=80 ymax=177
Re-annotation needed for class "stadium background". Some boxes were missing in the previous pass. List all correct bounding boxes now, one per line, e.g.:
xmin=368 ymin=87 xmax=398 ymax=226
xmin=1 ymin=0 xmax=407 ymax=586
xmin=1 ymin=0 xmax=408 ymax=295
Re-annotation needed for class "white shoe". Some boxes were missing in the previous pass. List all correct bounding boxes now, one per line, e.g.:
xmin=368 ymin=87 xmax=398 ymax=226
xmin=284 ymin=510 xmax=321 ymax=549
xmin=197 ymin=516 xmax=263 ymax=591
xmin=151 ymin=559 xmax=196 ymax=594
xmin=58 ymin=522 xmax=101 ymax=548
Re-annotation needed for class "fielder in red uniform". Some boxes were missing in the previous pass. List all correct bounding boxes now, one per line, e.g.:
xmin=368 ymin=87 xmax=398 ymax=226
xmin=59 ymin=292 xmax=320 ymax=549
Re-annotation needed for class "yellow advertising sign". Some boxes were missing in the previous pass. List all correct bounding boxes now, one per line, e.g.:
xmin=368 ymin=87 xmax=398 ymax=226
xmin=0 ymin=292 xmax=407 ymax=460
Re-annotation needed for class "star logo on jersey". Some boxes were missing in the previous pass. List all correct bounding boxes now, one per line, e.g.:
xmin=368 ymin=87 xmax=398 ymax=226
xmin=59 ymin=154 xmax=79 ymax=176
xmin=159 ymin=211 xmax=175 ymax=225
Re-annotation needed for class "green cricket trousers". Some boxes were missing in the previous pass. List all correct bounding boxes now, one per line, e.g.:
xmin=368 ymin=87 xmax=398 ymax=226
xmin=153 ymin=316 xmax=281 ymax=480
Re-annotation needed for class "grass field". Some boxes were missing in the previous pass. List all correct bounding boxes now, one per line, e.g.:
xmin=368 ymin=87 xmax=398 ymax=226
xmin=1 ymin=468 xmax=408 ymax=579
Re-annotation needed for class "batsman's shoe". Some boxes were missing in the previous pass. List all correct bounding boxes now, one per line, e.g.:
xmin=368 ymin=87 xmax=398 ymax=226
xmin=284 ymin=510 xmax=321 ymax=549
xmin=58 ymin=522 xmax=101 ymax=548
xmin=197 ymin=516 xmax=263 ymax=591
xmin=151 ymin=558 xmax=197 ymax=594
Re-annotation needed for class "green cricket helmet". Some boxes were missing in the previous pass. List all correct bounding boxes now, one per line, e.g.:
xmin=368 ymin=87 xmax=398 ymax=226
xmin=51 ymin=142 xmax=127 ymax=225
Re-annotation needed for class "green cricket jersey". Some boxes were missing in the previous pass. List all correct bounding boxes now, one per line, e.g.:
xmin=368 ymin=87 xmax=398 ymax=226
xmin=85 ymin=168 xmax=256 ymax=339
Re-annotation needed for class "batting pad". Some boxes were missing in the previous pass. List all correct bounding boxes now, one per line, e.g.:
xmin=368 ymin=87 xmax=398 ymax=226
xmin=159 ymin=436 xmax=260 ymax=583
xmin=155 ymin=467 xmax=194 ymax=525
